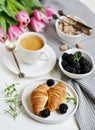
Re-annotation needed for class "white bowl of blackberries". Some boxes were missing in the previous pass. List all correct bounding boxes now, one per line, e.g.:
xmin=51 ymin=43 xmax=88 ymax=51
xmin=59 ymin=49 xmax=95 ymax=79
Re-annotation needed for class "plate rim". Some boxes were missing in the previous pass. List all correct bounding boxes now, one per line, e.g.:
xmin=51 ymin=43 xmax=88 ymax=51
xmin=21 ymin=78 xmax=78 ymax=124
xmin=3 ymin=44 xmax=56 ymax=77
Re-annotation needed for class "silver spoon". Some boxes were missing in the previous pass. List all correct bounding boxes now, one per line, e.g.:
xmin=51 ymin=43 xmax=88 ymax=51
xmin=5 ymin=39 xmax=25 ymax=78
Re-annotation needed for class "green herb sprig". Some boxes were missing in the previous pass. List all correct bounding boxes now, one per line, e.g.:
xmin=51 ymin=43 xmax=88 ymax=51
xmin=4 ymin=83 xmax=22 ymax=120
xmin=66 ymin=92 xmax=77 ymax=105
xmin=74 ymin=52 xmax=82 ymax=63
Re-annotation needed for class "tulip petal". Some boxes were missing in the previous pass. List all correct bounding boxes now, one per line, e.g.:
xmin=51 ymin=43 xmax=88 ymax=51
xmin=19 ymin=26 xmax=29 ymax=33
xmin=30 ymin=17 xmax=40 ymax=32
xmin=8 ymin=26 xmax=22 ymax=41
xmin=33 ymin=9 xmax=41 ymax=21
xmin=16 ymin=10 xmax=30 ymax=27
xmin=33 ymin=9 xmax=50 ymax=23
xmin=45 ymin=7 xmax=56 ymax=17
xmin=30 ymin=17 xmax=45 ymax=32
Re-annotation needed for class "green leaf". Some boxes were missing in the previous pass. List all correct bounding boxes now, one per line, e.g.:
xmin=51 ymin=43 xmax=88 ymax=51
xmin=6 ymin=17 xmax=18 ymax=27
xmin=4 ymin=83 xmax=19 ymax=97
xmin=0 ymin=12 xmax=7 ymax=36
xmin=5 ymin=99 xmax=14 ymax=103
xmin=4 ymin=110 xmax=13 ymax=116
xmin=8 ymin=0 xmax=18 ymax=14
xmin=9 ymin=105 xmax=15 ymax=111
xmin=0 ymin=6 xmax=3 ymax=12
xmin=10 ymin=0 xmax=27 ymax=11
xmin=17 ymin=0 xmax=44 ymax=15
xmin=74 ymin=52 xmax=82 ymax=63
xmin=30 ymin=0 xmax=43 ymax=8
xmin=4 ymin=0 xmax=17 ymax=20
xmin=66 ymin=97 xmax=77 ymax=104
xmin=4 ymin=83 xmax=19 ymax=91
xmin=0 ymin=0 xmax=5 ymax=5
xmin=4 ymin=83 xmax=22 ymax=120
xmin=66 ymin=92 xmax=77 ymax=104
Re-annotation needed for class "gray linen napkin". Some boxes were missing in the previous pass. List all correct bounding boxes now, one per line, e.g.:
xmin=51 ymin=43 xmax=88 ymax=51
xmin=40 ymin=0 xmax=95 ymax=130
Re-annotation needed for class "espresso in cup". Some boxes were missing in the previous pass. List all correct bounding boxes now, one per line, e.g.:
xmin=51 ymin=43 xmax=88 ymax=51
xmin=18 ymin=32 xmax=48 ymax=64
xmin=20 ymin=36 xmax=44 ymax=51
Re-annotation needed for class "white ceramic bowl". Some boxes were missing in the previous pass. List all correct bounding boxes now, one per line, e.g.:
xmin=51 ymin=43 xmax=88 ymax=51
xmin=55 ymin=16 xmax=85 ymax=45
xmin=59 ymin=48 xmax=95 ymax=79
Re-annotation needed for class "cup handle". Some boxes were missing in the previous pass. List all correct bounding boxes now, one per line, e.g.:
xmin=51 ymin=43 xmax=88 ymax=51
xmin=40 ymin=51 xmax=49 ymax=60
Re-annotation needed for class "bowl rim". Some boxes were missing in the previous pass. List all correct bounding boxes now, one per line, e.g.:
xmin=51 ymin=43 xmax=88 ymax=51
xmin=59 ymin=48 xmax=95 ymax=79
xmin=55 ymin=15 xmax=85 ymax=37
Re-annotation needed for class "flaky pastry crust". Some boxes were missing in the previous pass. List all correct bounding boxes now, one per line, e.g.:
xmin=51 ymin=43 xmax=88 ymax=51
xmin=47 ymin=82 xmax=67 ymax=112
xmin=30 ymin=83 xmax=49 ymax=115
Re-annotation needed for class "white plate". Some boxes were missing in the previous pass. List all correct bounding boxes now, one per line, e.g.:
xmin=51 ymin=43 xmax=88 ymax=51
xmin=22 ymin=79 xmax=78 ymax=124
xmin=3 ymin=44 xmax=56 ymax=77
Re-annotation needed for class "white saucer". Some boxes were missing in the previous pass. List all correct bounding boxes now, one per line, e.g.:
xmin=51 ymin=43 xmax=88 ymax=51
xmin=3 ymin=44 xmax=56 ymax=77
xmin=22 ymin=79 xmax=78 ymax=124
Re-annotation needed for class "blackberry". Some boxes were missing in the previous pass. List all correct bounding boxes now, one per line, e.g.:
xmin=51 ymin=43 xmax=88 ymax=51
xmin=82 ymin=65 xmax=91 ymax=73
xmin=73 ymin=62 xmax=81 ymax=70
xmin=77 ymin=69 xmax=81 ymax=74
xmin=64 ymin=66 xmax=77 ymax=73
xmin=73 ymin=62 xmax=81 ymax=74
xmin=59 ymin=103 xmax=68 ymax=114
xmin=61 ymin=60 xmax=68 ymax=68
xmin=62 ymin=53 xmax=68 ymax=61
xmin=79 ymin=57 xmax=88 ymax=66
xmin=67 ymin=54 xmax=75 ymax=64
xmin=79 ymin=57 xmax=92 ymax=73
xmin=46 ymin=79 xmax=55 ymax=86
xmin=40 ymin=109 xmax=50 ymax=118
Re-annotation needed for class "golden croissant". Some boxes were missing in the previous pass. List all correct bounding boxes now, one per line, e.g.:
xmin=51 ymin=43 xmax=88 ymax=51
xmin=47 ymin=81 xmax=67 ymax=112
xmin=30 ymin=83 xmax=49 ymax=115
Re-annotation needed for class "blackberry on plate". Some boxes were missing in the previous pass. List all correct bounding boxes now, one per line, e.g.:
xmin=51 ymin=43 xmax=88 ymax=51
xmin=40 ymin=109 xmax=50 ymax=118
xmin=59 ymin=103 xmax=68 ymax=114
xmin=46 ymin=79 xmax=55 ymax=86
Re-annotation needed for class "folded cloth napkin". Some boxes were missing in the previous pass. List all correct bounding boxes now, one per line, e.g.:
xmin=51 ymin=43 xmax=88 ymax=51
xmin=40 ymin=0 xmax=95 ymax=130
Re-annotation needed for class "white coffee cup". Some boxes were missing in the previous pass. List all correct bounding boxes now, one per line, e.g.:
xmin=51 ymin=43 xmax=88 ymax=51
xmin=18 ymin=32 xmax=48 ymax=64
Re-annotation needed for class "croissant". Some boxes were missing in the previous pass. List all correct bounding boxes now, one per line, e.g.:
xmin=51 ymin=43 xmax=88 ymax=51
xmin=30 ymin=83 xmax=49 ymax=115
xmin=47 ymin=81 xmax=67 ymax=112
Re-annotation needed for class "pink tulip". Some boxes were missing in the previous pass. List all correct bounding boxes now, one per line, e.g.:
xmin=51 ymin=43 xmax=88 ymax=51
xmin=45 ymin=7 xmax=55 ymax=17
xmin=16 ymin=10 xmax=30 ymax=27
xmin=0 ymin=28 xmax=6 ymax=43
xmin=30 ymin=17 xmax=45 ymax=32
xmin=33 ymin=9 xmax=41 ymax=21
xmin=33 ymin=9 xmax=51 ymax=23
xmin=19 ymin=26 xmax=29 ymax=33
xmin=7 ymin=26 xmax=22 ymax=41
